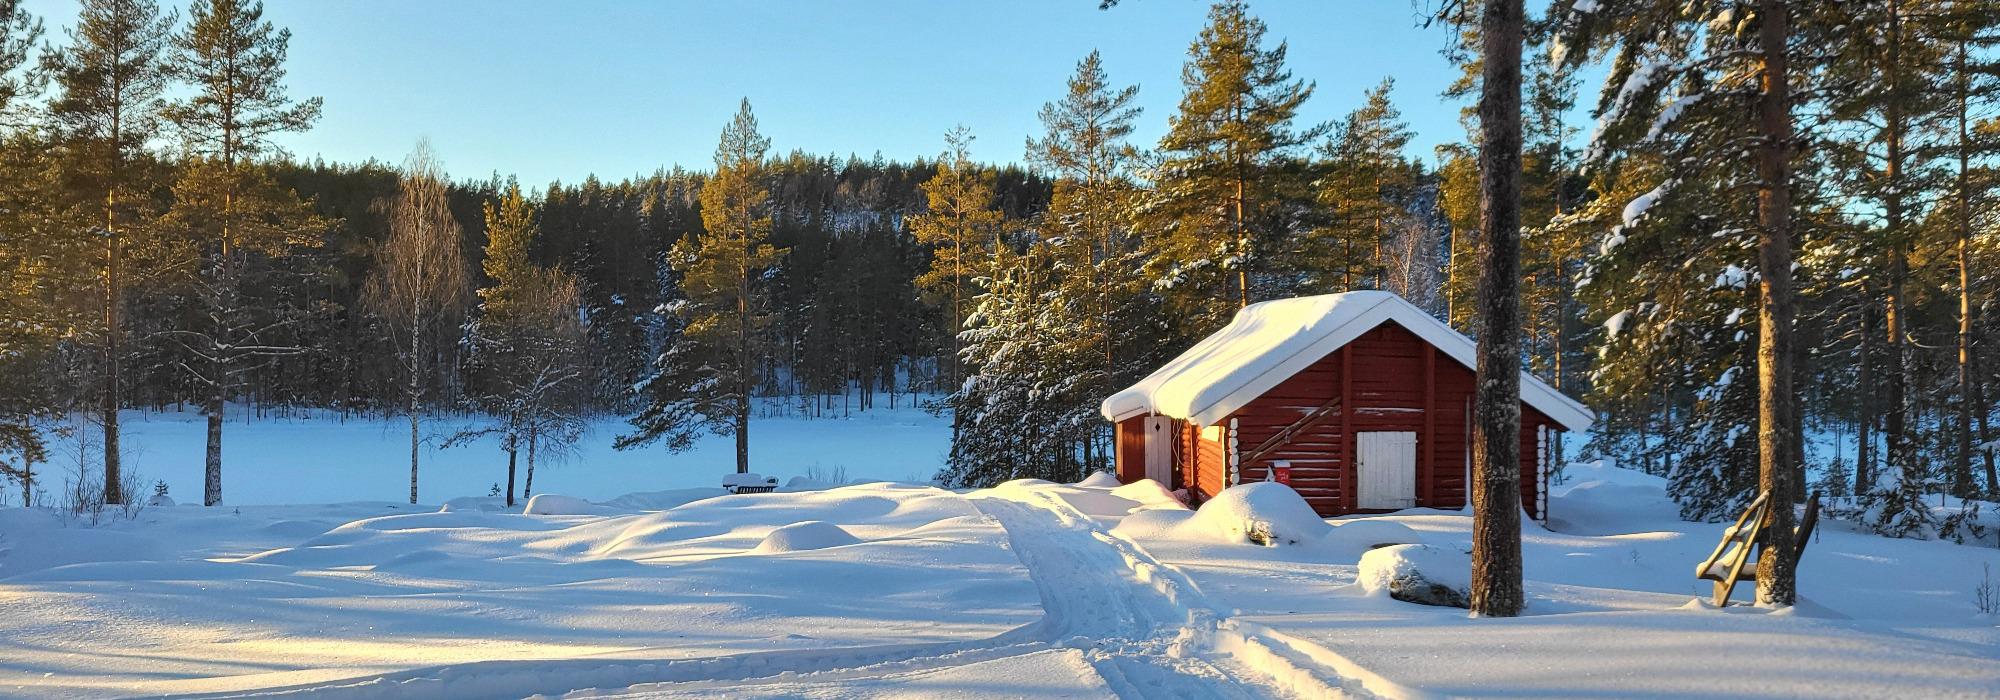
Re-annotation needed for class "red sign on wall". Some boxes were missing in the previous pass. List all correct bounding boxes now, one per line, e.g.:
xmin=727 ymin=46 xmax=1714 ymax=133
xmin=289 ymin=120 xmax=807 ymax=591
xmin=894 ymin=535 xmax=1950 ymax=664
xmin=1272 ymin=462 xmax=1292 ymax=486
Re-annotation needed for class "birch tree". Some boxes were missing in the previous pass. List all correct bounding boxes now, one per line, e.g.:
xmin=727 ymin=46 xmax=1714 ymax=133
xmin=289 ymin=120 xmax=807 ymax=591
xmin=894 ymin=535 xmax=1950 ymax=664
xmin=364 ymin=141 xmax=470 ymax=504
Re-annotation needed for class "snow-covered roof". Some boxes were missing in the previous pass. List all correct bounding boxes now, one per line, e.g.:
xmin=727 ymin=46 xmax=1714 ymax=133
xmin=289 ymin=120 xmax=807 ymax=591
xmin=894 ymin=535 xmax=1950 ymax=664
xmin=1101 ymin=291 xmax=1594 ymax=431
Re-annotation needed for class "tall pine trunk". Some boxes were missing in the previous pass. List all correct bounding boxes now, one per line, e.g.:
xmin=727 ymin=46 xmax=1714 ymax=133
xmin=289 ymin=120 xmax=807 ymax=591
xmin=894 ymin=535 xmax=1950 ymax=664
xmin=204 ymin=391 xmax=222 ymax=506
xmin=1977 ymin=362 xmax=1997 ymax=493
xmin=1470 ymin=0 xmax=1525 ymax=619
xmin=1856 ymin=298 xmax=1874 ymax=495
xmin=1881 ymin=0 xmax=1912 ymax=499
xmin=736 ymin=213 xmax=753 ymax=475
xmin=1953 ymin=43 xmax=1980 ymax=498
xmin=1753 ymin=0 xmax=1799 ymax=607
xmin=102 ymin=191 xmax=123 ymax=505
xmin=525 ymin=424 xmax=538 ymax=499
xmin=505 ymin=440 xmax=517 ymax=507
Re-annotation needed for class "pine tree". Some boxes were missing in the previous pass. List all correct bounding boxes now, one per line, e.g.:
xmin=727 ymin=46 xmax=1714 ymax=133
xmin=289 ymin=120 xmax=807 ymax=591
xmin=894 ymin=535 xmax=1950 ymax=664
xmin=1314 ymin=78 xmax=1416 ymax=292
xmin=1554 ymin=0 xmax=1833 ymax=605
xmin=620 ymin=98 xmax=779 ymax=474
xmin=1942 ymin=4 xmax=2000 ymax=496
xmin=1024 ymin=50 xmax=1153 ymax=474
xmin=42 ymin=0 xmax=176 ymax=505
xmin=364 ymin=141 xmax=471 ymax=504
xmin=1150 ymin=0 xmax=1319 ymax=331
xmin=1466 ymin=0 xmax=1527 ymax=620
xmin=0 ymin=0 xmax=50 ymax=502
xmin=909 ymin=126 xmax=1003 ymax=391
xmin=160 ymin=0 xmax=323 ymax=506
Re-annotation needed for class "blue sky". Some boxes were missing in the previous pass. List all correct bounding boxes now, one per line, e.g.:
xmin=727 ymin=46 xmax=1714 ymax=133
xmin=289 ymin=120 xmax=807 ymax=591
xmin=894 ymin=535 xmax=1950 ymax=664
xmin=27 ymin=1 xmax=1492 ymax=187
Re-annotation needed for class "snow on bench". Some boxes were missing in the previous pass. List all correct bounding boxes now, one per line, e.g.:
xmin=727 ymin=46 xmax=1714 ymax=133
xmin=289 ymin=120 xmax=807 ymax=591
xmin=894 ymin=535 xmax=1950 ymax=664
xmin=723 ymin=473 xmax=779 ymax=494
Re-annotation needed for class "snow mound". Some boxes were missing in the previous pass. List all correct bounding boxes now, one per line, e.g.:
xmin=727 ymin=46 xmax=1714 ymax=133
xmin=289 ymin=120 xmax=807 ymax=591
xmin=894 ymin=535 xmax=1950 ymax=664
xmin=1170 ymin=482 xmax=1331 ymax=546
xmin=597 ymin=488 xmax=724 ymax=511
xmin=1076 ymin=471 xmax=1121 ymax=488
xmin=522 ymin=494 xmax=613 ymax=516
xmin=1549 ymin=458 xmax=1682 ymax=534
xmin=752 ymin=520 xmax=862 ymax=554
xmin=781 ymin=476 xmax=840 ymax=492
xmin=1358 ymin=543 xmax=1471 ymax=608
xmin=1109 ymin=479 xmax=1185 ymax=509
xmin=1321 ymin=518 xmax=1425 ymax=557
xmin=438 ymin=496 xmax=509 ymax=513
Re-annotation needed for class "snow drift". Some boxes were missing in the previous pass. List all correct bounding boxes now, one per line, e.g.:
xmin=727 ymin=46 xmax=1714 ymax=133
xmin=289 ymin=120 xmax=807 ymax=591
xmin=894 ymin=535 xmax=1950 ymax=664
xmin=752 ymin=520 xmax=862 ymax=553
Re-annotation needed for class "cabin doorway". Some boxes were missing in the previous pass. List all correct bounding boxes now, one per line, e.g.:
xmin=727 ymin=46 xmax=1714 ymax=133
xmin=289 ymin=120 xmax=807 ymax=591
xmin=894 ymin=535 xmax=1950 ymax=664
xmin=1357 ymin=431 xmax=1417 ymax=510
xmin=1143 ymin=416 xmax=1174 ymax=486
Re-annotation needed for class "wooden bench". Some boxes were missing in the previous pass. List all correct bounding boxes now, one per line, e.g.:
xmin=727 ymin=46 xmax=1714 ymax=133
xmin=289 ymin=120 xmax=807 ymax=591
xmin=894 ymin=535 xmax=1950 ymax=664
xmin=1696 ymin=490 xmax=1820 ymax=606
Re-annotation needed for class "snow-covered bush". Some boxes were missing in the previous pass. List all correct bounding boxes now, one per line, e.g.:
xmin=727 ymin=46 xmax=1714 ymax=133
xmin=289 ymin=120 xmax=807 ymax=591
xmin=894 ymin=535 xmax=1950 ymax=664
xmin=1358 ymin=543 xmax=1471 ymax=608
xmin=1186 ymin=482 xmax=1330 ymax=546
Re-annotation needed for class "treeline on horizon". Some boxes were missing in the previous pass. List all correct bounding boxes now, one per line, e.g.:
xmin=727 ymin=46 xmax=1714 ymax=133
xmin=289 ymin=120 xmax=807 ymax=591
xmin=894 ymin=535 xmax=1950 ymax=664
xmin=2 ymin=0 xmax=1998 ymax=537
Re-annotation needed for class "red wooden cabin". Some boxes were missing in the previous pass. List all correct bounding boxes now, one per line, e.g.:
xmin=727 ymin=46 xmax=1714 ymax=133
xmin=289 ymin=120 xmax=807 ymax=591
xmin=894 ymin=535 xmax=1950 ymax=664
xmin=1102 ymin=291 xmax=1593 ymax=520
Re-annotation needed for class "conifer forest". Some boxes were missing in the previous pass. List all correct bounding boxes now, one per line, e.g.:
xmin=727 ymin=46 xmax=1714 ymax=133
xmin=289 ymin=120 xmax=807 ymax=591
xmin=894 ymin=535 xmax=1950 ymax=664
xmin=1 ymin=0 xmax=1997 ymax=544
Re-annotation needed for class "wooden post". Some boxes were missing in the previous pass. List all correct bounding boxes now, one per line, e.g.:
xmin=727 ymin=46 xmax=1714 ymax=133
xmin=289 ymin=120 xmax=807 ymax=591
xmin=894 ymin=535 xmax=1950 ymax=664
xmin=1536 ymin=424 xmax=1549 ymax=522
xmin=1228 ymin=417 xmax=1241 ymax=486
xmin=1423 ymin=345 xmax=1437 ymax=506
xmin=1341 ymin=346 xmax=1355 ymax=512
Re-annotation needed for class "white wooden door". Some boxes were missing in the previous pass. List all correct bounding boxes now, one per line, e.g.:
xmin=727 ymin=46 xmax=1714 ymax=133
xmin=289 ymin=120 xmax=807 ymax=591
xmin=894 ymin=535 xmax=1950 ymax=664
xmin=1357 ymin=431 xmax=1417 ymax=510
xmin=1143 ymin=416 xmax=1174 ymax=485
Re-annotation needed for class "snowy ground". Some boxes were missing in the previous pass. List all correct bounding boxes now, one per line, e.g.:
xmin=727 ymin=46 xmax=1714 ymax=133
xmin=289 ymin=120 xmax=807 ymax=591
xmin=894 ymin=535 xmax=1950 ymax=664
xmin=4 ymin=413 xmax=2000 ymax=698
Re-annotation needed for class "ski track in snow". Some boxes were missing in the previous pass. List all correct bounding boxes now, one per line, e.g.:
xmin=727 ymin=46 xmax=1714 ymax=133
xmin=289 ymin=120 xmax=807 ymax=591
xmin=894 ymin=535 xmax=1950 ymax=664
xmin=169 ymin=488 xmax=1385 ymax=700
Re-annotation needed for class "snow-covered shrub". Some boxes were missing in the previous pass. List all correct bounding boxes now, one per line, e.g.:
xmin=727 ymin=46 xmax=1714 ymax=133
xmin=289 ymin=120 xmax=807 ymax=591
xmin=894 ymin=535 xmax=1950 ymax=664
xmin=1870 ymin=474 xmax=1939 ymax=539
xmin=1185 ymin=482 xmax=1330 ymax=546
xmin=1937 ymin=501 xmax=1989 ymax=545
xmin=1358 ymin=543 xmax=1471 ymax=608
xmin=753 ymin=520 xmax=861 ymax=553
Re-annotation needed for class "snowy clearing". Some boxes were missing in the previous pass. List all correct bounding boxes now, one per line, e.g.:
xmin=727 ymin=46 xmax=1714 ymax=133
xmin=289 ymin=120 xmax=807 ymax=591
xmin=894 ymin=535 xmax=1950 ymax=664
xmin=3 ymin=422 xmax=1999 ymax=698
xmin=36 ymin=404 xmax=948 ymax=507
